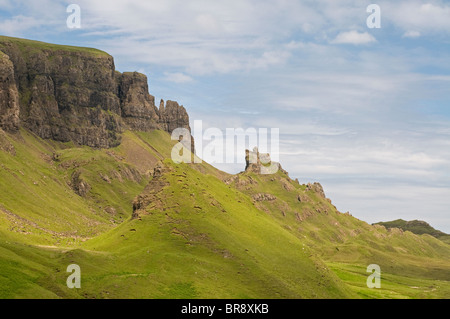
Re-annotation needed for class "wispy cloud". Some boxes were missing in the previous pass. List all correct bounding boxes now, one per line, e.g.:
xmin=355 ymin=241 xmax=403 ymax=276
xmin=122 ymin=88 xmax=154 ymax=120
xmin=383 ymin=1 xmax=450 ymax=35
xmin=331 ymin=31 xmax=377 ymax=45
xmin=403 ymin=30 xmax=421 ymax=38
xmin=163 ymin=72 xmax=194 ymax=84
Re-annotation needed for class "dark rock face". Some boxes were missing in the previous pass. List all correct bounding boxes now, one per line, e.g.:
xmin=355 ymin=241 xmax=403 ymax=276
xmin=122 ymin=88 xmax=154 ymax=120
xmin=158 ymin=99 xmax=190 ymax=134
xmin=245 ymin=147 xmax=280 ymax=174
xmin=0 ymin=51 xmax=19 ymax=132
xmin=0 ymin=40 xmax=122 ymax=148
xmin=132 ymin=161 xmax=171 ymax=219
xmin=70 ymin=170 xmax=91 ymax=197
xmin=159 ymin=99 xmax=193 ymax=152
xmin=0 ymin=37 xmax=192 ymax=149
xmin=117 ymin=72 xmax=160 ymax=131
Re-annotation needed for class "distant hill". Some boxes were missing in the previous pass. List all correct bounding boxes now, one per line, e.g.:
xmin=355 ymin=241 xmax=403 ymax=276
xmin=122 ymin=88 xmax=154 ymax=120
xmin=373 ymin=219 xmax=450 ymax=244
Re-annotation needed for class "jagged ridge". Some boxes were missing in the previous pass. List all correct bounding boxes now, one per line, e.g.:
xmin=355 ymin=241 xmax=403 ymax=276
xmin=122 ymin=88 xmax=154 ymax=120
xmin=0 ymin=35 xmax=190 ymax=148
xmin=1 ymin=36 xmax=449 ymax=299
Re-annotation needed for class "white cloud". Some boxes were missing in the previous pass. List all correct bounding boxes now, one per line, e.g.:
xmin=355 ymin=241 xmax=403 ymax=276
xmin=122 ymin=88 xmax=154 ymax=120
xmin=325 ymin=182 xmax=450 ymax=232
xmin=67 ymin=0 xmax=375 ymax=75
xmin=163 ymin=72 xmax=194 ymax=84
xmin=331 ymin=31 xmax=377 ymax=45
xmin=0 ymin=15 xmax=40 ymax=36
xmin=249 ymin=50 xmax=291 ymax=69
xmin=403 ymin=30 xmax=421 ymax=38
xmin=382 ymin=1 xmax=450 ymax=35
xmin=194 ymin=14 xmax=223 ymax=35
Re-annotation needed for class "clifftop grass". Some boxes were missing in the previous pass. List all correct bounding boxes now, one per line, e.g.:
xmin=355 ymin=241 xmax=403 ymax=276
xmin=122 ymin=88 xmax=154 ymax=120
xmin=0 ymin=35 xmax=109 ymax=57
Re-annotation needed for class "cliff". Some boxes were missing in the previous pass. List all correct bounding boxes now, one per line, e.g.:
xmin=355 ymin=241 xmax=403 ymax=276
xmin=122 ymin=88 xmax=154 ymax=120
xmin=0 ymin=36 xmax=191 ymax=148
xmin=0 ymin=50 xmax=19 ymax=131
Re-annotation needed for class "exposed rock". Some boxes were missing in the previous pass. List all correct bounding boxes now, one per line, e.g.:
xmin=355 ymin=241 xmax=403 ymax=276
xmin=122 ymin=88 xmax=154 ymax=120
xmin=224 ymin=175 xmax=238 ymax=185
xmin=0 ymin=128 xmax=15 ymax=155
xmin=158 ymin=99 xmax=190 ymax=134
xmin=0 ymin=39 xmax=123 ymax=148
xmin=0 ymin=36 xmax=194 ymax=150
xmin=245 ymin=147 xmax=261 ymax=173
xmin=297 ymin=193 xmax=310 ymax=203
xmin=52 ymin=152 xmax=61 ymax=162
xmin=99 ymin=172 xmax=111 ymax=184
xmin=224 ymin=175 xmax=258 ymax=188
xmin=306 ymin=182 xmax=326 ymax=198
xmin=245 ymin=147 xmax=280 ymax=175
xmin=282 ymin=179 xmax=295 ymax=191
xmin=110 ymin=166 xmax=142 ymax=183
xmin=0 ymin=51 xmax=19 ymax=131
xmin=152 ymin=161 xmax=169 ymax=178
xmin=71 ymin=170 xmax=91 ymax=197
xmin=295 ymin=208 xmax=315 ymax=222
xmin=252 ymin=193 xmax=277 ymax=202
xmin=117 ymin=72 xmax=159 ymax=131
xmin=159 ymin=99 xmax=194 ymax=153
xmin=104 ymin=206 xmax=117 ymax=216
xmin=117 ymin=166 xmax=142 ymax=183
xmin=132 ymin=163 xmax=171 ymax=219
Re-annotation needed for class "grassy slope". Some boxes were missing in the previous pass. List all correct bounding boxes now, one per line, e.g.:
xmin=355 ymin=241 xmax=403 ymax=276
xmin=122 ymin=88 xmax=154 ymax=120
xmin=0 ymin=128 xmax=449 ymax=298
xmin=81 ymin=160 xmax=353 ymax=298
xmin=0 ymin=128 xmax=151 ymax=246
xmin=227 ymin=170 xmax=450 ymax=298
xmin=0 ymin=129 xmax=160 ymax=298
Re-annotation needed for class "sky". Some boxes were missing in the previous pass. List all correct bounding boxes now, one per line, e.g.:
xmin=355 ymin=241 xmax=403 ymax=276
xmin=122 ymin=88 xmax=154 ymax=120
xmin=1 ymin=0 xmax=450 ymax=232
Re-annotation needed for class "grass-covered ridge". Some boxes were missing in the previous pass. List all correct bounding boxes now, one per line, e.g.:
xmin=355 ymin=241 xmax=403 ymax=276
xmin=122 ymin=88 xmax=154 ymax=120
xmin=0 ymin=35 xmax=109 ymax=57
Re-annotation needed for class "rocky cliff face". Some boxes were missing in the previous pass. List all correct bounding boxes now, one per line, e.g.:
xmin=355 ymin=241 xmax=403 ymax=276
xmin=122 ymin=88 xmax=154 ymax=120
xmin=158 ymin=99 xmax=191 ymax=134
xmin=245 ymin=147 xmax=283 ymax=175
xmin=0 ymin=51 xmax=19 ymax=132
xmin=117 ymin=71 xmax=159 ymax=132
xmin=0 ymin=36 xmax=191 ymax=148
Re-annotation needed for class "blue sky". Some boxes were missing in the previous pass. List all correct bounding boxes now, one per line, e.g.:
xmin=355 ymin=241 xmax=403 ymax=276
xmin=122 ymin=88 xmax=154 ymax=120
xmin=1 ymin=0 xmax=450 ymax=232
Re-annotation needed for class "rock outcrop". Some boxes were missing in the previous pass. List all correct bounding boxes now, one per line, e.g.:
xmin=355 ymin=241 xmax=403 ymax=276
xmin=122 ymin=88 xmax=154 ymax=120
xmin=158 ymin=99 xmax=190 ymax=134
xmin=306 ymin=182 xmax=326 ymax=198
xmin=245 ymin=147 xmax=281 ymax=175
xmin=0 ymin=36 xmax=192 ymax=148
xmin=117 ymin=71 xmax=159 ymax=132
xmin=159 ymin=99 xmax=194 ymax=152
xmin=252 ymin=193 xmax=277 ymax=202
xmin=0 ymin=50 xmax=19 ymax=132
xmin=0 ymin=128 xmax=16 ymax=155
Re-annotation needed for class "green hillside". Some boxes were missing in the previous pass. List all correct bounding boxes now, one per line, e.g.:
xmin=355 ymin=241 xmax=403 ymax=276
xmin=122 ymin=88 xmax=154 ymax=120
xmin=1 ymin=127 xmax=449 ymax=298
